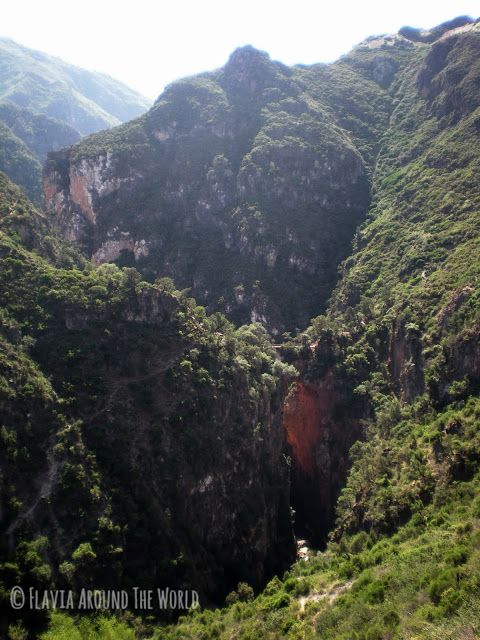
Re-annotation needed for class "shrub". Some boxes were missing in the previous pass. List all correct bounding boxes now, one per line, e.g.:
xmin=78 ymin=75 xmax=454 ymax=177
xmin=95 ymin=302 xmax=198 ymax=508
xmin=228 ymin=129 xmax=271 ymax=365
xmin=365 ymin=624 xmax=385 ymax=640
xmin=225 ymin=591 xmax=238 ymax=605
xmin=71 ymin=542 xmax=96 ymax=564
xmin=7 ymin=623 xmax=28 ymax=640
xmin=264 ymin=592 xmax=291 ymax=610
xmin=429 ymin=569 xmax=456 ymax=604
xmin=445 ymin=545 xmax=468 ymax=567
xmin=383 ymin=609 xmax=400 ymax=628
xmin=236 ymin=582 xmax=254 ymax=602
xmin=365 ymin=581 xmax=385 ymax=604
xmin=439 ymin=587 xmax=462 ymax=616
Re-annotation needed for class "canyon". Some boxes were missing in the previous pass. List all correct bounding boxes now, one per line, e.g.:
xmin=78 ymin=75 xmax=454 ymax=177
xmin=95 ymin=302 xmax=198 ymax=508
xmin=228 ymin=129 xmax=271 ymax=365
xmin=0 ymin=14 xmax=480 ymax=639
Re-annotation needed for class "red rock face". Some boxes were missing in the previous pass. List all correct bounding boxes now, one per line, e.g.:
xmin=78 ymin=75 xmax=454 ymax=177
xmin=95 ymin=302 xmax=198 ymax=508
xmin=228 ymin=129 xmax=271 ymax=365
xmin=283 ymin=376 xmax=360 ymax=545
xmin=43 ymin=174 xmax=63 ymax=223
xmin=43 ymin=174 xmax=56 ymax=204
xmin=283 ymin=381 xmax=337 ymax=475
xmin=69 ymin=172 xmax=95 ymax=224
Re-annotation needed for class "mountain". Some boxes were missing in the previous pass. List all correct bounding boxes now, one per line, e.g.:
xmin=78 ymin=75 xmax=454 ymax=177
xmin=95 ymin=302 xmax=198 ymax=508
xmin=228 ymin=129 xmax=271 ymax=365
xmin=0 ymin=37 xmax=150 ymax=200
xmin=1 ymin=14 xmax=480 ymax=640
xmin=44 ymin=44 xmax=382 ymax=334
xmin=155 ymin=17 xmax=480 ymax=639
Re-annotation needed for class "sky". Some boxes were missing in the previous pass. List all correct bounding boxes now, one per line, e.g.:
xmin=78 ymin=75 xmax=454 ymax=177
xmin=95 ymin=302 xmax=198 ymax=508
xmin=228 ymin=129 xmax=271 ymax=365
xmin=2 ymin=0 xmax=480 ymax=100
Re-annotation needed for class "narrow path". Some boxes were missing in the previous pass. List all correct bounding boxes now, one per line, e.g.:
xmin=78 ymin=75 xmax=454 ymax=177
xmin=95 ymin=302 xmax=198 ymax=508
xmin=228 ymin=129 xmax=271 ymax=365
xmin=7 ymin=433 xmax=60 ymax=541
xmin=299 ymin=579 xmax=353 ymax=613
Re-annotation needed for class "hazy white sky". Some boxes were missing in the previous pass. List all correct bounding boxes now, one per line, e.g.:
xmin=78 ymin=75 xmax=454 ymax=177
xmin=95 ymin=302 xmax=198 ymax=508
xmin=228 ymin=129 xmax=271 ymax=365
xmin=2 ymin=1 xmax=480 ymax=100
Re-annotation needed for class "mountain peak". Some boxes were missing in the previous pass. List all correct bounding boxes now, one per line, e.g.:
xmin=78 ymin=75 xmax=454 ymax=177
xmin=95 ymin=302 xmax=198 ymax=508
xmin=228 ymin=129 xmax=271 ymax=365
xmin=221 ymin=45 xmax=291 ymax=95
xmin=226 ymin=45 xmax=271 ymax=67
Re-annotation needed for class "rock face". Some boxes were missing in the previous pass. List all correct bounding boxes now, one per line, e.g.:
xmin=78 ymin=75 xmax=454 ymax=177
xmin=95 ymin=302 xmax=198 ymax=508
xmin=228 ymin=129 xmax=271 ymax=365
xmin=43 ymin=44 xmax=400 ymax=334
xmin=283 ymin=379 xmax=361 ymax=545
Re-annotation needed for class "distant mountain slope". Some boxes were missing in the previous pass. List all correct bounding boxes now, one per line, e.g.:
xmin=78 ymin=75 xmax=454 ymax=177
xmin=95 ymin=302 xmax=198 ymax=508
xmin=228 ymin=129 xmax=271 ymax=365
xmin=0 ymin=119 xmax=42 ymax=201
xmin=0 ymin=101 xmax=80 ymax=162
xmin=0 ymin=37 xmax=150 ymax=200
xmin=0 ymin=102 xmax=81 ymax=201
xmin=0 ymin=38 xmax=151 ymax=135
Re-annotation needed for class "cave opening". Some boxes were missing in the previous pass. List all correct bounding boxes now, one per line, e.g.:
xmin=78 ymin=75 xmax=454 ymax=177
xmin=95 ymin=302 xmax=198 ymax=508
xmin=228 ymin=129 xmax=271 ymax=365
xmin=290 ymin=463 xmax=335 ymax=549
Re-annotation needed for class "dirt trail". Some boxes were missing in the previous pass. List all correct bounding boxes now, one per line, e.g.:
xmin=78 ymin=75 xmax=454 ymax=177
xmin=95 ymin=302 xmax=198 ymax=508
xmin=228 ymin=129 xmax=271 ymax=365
xmin=7 ymin=433 xmax=60 ymax=542
xmin=299 ymin=579 xmax=353 ymax=614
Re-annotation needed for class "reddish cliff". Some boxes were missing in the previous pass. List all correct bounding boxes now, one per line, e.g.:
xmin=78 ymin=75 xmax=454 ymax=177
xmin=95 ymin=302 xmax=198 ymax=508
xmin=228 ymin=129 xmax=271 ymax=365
xmin=283 ymin=376 xmax=361 ymax=545
xmin=283 ymin=380 xmax=337 ymax=475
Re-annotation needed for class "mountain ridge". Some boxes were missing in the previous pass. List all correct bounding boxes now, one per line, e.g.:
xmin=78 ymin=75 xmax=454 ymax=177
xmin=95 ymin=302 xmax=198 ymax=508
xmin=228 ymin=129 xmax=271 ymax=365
xmin=43 ymin=35 xmax=400 ymax=333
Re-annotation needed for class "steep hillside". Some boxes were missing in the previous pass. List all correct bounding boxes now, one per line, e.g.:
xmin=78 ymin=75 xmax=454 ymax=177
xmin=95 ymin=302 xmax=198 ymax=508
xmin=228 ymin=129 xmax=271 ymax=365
xmin=44 ymin=41 xmax=419 ymax=333
xmin=294 ymin=20 xmax=480 ymax=540
xmin=0 ymin=173 xmax=295 ymax=637
xmin=0 ymin=38 xmax=150 ymax=134
xmin=0 ymin=38 xmax=150 ymax=199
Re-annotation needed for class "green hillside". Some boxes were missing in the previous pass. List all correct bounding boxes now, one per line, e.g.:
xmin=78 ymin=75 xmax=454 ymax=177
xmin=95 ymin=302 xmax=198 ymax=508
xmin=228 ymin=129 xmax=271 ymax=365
xmin=0 ymin=102 xmax=80 ymax=162
xmin=0 ymin=172 xmax=295 ymax=638
xmin=0 ymin=120 xmax=42 ymax=201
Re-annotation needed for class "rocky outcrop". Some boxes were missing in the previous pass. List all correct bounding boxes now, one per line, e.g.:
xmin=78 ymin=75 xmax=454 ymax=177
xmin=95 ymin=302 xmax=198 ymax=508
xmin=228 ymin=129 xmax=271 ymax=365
xmin=417 ymin=27 xmax=480 ymax=121
xmin=388 ymin=321 xmax=425 ymax=403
